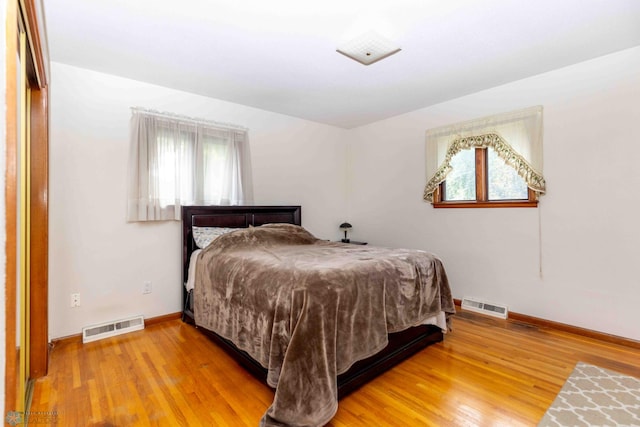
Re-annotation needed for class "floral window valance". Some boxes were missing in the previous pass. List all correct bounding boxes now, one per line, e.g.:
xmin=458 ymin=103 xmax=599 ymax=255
xmin=423 ymin=106 xmax=545 ymax=202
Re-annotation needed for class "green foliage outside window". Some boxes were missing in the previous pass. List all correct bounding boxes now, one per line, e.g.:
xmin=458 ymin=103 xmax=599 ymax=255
xmin=444 ymin=147 xmax=528 ymax=202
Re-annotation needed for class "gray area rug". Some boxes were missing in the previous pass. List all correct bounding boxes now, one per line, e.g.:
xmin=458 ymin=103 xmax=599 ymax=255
xmin=538 ymin=362 xmax=640 ymax=426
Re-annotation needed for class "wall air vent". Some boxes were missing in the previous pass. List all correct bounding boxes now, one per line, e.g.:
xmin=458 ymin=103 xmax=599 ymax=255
xmin=461 ymin=297 xmax=508 ymax=319
xmin=82 ymin=315 xmax=145 ymax=343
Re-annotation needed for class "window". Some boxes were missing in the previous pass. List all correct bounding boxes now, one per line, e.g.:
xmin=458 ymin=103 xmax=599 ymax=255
xmin=424 ymin=107 xmax=545 ymax=208
xmin=127 ymin=109 xmax=253 ymax=221
xmin=434 ymin=146 xmax=536 ymax=208
xmin=154 ymin=124 xmax=232 ymax=206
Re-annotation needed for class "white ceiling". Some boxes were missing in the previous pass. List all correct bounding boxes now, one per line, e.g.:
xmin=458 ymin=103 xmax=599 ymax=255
xmin=44 ymin=0 xmax=640 ymax=129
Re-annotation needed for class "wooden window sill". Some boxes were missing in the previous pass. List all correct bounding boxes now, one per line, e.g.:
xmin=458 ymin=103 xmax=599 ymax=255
xmin=433 ymin=200 xmax=538 ymax=209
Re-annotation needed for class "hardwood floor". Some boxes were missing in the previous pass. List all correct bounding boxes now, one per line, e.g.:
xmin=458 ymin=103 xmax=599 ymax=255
xmin=30 ymin=311 xmax=640 ymax=426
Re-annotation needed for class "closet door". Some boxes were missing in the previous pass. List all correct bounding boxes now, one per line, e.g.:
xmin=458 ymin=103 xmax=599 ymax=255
xmin=4 ymin=0 xmax=49 ymax=417
xmin=17 ymin=25 xmax=31 ymax=414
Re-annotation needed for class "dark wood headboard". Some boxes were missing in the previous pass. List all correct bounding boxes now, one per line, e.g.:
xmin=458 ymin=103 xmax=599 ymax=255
xmin=181 ymin=205 xmax=302 ymax=309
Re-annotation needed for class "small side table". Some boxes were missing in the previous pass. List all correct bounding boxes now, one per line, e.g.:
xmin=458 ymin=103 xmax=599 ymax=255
xmin=338 ymin=240 xmax=368 ymax=245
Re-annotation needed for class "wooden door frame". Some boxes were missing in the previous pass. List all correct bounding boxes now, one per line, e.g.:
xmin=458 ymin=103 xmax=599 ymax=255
xmin=29 ymin=82 xmax=48 ymax=378
xmin=21 ymin=0 xmax=49 ymax=378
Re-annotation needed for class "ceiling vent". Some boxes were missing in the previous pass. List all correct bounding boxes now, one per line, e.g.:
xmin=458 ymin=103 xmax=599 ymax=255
xmin=337 ymin=31 xmax=401 ymax=66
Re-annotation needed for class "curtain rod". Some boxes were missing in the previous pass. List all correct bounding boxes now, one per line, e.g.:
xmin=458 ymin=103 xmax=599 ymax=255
xmin=130 ymin=107 xmax=249 ymax=131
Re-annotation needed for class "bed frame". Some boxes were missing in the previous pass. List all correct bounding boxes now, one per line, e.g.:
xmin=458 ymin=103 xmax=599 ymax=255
xmin=181 ymin=205 xmax=443 ymax=398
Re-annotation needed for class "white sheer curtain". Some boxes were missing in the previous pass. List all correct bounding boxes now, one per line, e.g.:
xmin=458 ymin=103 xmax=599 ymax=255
xmin=424 ymin=106 xmax=545 ymax=201
xmin=127 ymin=109 xmax=253 ymax=221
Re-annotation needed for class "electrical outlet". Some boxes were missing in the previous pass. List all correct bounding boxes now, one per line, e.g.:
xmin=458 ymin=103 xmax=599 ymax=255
xmin=143 ymin=281 xmax=152 ymax=294
xmin=71 ymin=293 xmax=80 ymax=308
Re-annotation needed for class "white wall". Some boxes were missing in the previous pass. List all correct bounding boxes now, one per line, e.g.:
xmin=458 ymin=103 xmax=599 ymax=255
xmin=51 ymin=47 xmax=640 ymax=342
xmin=348 ymin=46 xmax=640 ymax=341
xmin=49 ymin=62 xmax=349 ymax=339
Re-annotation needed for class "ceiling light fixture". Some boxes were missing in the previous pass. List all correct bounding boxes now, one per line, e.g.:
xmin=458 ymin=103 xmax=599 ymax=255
xmin=336 ymin=30 xmax=401 ymax=66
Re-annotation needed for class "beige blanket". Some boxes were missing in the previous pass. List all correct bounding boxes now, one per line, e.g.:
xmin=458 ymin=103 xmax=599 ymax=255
xmin=194 ymin=223 xmax=454 ymax=427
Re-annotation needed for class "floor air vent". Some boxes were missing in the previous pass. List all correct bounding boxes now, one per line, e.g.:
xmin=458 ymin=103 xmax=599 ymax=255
xmin=82 ymin=315 xmax=145 ymax=343
xmin=461 ymin=297 xmax=508 ymax=319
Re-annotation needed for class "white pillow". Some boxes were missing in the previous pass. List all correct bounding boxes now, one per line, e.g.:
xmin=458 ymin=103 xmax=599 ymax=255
xmin=192 ymin=226 xmax=236 ymax=249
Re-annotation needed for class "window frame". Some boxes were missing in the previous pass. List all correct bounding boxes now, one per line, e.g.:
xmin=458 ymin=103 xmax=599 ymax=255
xmin=432 ymin=147 xmax=538 ymax=209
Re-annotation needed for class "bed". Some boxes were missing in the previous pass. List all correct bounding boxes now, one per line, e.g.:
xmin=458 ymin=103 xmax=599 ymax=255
xmin=181 ymin=205 xmax=455 ymax=427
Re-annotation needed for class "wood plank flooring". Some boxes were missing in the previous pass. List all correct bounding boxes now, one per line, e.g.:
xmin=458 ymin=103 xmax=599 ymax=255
xmin=30 ymin=311 xmax=640 ymax=426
